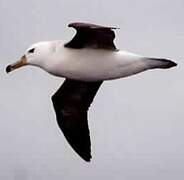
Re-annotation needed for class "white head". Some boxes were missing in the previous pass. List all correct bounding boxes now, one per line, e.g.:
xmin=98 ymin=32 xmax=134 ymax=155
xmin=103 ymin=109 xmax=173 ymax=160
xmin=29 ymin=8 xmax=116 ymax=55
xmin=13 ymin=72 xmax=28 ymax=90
xmin=6 ymin=41 xmax=54 ymax=73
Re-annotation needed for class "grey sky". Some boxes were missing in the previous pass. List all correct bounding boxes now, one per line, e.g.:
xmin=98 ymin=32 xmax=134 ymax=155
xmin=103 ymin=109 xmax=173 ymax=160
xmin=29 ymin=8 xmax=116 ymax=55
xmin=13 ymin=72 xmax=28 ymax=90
xmin=0 ymin=0 xmax=184 ymax=179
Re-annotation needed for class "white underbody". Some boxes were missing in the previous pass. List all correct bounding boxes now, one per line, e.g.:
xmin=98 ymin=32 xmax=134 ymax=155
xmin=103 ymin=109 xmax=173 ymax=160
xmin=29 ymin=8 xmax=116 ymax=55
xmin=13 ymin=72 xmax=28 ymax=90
xmin=32 ymin=41 xmax=158 ymax=81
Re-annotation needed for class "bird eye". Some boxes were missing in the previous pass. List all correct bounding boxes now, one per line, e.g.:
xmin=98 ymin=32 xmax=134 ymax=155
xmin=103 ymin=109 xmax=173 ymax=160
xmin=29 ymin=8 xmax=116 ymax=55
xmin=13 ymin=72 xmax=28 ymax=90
xmin=28 ymin=48 xmax=35 ymax=53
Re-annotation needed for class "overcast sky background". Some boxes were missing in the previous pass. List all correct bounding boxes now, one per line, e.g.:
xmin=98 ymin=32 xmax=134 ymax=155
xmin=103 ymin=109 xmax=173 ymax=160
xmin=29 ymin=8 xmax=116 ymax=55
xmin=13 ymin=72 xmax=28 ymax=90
xmin=0 ymin=0 xmax=184 ymax=179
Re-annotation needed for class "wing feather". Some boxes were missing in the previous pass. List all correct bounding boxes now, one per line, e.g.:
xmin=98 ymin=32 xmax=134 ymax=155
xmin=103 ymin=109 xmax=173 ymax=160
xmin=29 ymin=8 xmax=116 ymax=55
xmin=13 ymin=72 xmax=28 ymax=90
xmin=65 ymin=22 xmax=118 ymax=50
xmin=52 ymin=79 xmax=102 ymax=162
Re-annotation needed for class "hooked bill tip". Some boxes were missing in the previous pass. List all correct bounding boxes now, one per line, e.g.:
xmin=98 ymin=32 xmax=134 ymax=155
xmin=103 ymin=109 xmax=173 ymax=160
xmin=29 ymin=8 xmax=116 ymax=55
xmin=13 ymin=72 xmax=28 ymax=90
xmin=6 ymin=65 xmax=12 ymax=73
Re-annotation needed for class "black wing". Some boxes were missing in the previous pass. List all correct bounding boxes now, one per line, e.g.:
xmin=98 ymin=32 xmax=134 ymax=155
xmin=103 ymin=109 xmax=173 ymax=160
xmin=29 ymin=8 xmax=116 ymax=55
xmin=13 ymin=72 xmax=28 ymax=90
xmin=52 ymin=79 xmax=103 ymax=162
xmin=64 ymin=22 xmax=118 ymax=50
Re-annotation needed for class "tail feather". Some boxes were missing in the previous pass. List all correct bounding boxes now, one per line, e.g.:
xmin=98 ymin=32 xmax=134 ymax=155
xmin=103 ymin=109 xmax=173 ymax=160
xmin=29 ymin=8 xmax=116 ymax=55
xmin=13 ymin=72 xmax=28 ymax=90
xmin=146 ymin=58 xmax=177 ymax=69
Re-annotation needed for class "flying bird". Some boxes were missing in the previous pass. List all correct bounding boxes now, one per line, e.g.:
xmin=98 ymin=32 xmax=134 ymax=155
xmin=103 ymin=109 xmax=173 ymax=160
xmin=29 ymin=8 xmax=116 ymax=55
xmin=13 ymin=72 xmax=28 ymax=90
xmin=6 ymin=22 xmax=177 ymax=162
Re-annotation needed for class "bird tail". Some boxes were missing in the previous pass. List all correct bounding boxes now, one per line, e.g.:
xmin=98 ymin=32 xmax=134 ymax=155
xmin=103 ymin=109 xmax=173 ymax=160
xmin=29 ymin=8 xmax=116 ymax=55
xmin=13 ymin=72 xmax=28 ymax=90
xmin=145 ymin=58 xmax=177 ymax=69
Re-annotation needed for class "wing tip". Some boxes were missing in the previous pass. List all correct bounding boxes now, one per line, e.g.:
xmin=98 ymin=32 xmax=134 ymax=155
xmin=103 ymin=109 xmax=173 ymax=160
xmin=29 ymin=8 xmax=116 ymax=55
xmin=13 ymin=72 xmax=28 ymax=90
xmin=68 ymin=22 xmax=119 ymax=30
xmin=76 ymin=150 xmax=92 ymax=162
xmin=82 ymin=155 xmax=92 ymax=162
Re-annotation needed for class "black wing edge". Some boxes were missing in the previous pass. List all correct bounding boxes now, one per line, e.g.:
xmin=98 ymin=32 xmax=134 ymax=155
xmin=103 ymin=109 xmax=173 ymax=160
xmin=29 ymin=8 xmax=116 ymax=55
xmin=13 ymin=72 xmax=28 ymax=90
xmin=51 ymin=79 xmax=103 ymax=162
xmin=68 ymin=22 xmax=119 ymax=30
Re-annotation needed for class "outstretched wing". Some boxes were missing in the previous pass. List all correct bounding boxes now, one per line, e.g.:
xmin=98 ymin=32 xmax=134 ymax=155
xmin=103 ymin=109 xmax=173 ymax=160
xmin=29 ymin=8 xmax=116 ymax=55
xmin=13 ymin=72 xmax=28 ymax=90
xmin=64 ymin=22 xmax=118 ymax=50
xmin=52 ymin=79 xmax=103 ymax=162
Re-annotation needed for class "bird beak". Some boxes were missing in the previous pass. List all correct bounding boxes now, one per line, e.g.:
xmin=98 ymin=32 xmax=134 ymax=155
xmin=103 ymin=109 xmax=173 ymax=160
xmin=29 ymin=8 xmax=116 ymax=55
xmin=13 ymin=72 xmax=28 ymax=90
xmin=6 ymin=55 xmax=27 ymax=73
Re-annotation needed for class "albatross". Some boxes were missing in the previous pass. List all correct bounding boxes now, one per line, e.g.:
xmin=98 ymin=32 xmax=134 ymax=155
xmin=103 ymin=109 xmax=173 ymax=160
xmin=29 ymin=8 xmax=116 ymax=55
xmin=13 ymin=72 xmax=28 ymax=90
xmin=6 ymin=22 xmax=177 ymax=162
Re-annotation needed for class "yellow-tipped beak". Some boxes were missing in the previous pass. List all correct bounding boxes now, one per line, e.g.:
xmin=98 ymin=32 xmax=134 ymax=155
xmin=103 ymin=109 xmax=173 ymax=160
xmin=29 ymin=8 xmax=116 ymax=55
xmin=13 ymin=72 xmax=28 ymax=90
xmin=6 ymin=55 xmax=27 ymax=73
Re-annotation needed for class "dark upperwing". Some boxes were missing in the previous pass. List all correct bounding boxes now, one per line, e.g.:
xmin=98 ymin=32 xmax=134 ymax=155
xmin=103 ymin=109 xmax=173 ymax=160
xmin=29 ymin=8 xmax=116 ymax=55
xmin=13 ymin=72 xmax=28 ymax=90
xmin=64 ymin=22 xmax=118 ymax=50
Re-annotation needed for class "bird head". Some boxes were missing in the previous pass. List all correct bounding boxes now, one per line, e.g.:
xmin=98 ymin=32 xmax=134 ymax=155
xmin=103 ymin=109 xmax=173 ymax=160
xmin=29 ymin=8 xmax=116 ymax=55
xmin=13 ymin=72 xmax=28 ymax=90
xmin=6 ymin=41 xmax=52 ymax=73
